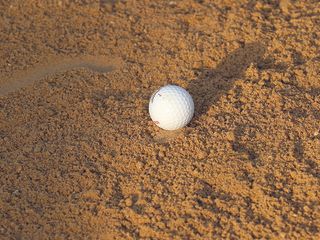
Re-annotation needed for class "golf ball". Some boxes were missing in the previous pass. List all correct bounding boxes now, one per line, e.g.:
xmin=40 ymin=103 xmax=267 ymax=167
xmin=149 ymin=84 xmax=194 ymax=130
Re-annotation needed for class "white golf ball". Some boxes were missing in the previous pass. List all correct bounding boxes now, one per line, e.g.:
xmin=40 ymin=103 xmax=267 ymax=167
xmin=149 ymin=84 xmax=194 ymax=130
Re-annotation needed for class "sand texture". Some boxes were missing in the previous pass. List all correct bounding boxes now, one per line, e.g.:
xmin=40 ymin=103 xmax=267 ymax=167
xmin=0 ymin=0 xmax=319 ymax=239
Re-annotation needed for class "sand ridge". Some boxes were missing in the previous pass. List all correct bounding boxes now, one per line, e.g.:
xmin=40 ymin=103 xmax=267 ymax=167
xmin=0 ymin=55 xmax=122 ymax=96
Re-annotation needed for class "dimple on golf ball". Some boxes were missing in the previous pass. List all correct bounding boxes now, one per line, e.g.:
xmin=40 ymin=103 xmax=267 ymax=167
xmin=149 ymin=84 xmax=194 ymax=130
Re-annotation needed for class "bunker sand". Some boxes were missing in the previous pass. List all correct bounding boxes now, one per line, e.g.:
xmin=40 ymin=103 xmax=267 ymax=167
xmin=0 ymin=1 xmax=319 ymax=239
xmin=0 ymin=55 xmax=121 ymax=96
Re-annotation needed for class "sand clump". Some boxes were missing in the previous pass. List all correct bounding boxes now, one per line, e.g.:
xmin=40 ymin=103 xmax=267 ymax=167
xmin=0 ymin=1 xmax=319 ymax=239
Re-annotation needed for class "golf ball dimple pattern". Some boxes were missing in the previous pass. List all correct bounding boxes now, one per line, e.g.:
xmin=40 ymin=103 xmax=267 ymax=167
xmin=149 ymin=85 xmax=194 ymax=130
